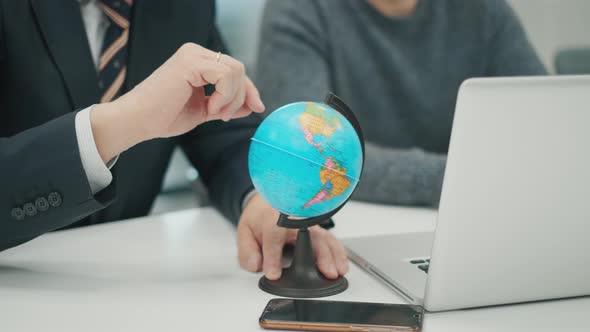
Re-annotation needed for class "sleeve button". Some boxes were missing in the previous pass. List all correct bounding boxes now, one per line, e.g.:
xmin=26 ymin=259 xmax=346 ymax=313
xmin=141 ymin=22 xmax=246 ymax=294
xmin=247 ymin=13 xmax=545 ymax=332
xmin=23 ymin=202 xmax=38 ymax=217
xmin=35 ymin=197 xmax=50 ymax=212
xmin=11 ymin=207 xmax=25 ymax=221
xmin=48 ymin=192 xmax=63 ymax=207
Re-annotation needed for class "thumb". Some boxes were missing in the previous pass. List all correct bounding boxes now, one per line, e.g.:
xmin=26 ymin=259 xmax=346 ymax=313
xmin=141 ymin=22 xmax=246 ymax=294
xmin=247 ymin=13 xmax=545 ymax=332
xmin=237 ymin=222 xmax=262 ymax=272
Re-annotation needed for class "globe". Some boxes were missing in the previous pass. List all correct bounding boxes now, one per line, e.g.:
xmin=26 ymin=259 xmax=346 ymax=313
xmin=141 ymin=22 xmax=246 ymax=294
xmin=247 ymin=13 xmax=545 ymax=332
xmin=249 ymin=101 xmax=363 ymax=218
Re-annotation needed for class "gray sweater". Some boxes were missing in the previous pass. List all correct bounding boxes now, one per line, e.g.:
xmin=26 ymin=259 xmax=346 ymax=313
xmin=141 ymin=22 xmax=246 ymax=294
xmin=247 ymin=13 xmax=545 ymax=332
xmin=255 ymin=0 xmax=546 ymax=207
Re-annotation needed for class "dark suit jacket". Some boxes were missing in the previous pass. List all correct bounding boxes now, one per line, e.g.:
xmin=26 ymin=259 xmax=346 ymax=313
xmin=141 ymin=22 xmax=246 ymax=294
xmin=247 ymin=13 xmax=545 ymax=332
xmin=0 ymin=0 xmax=259 ymax=252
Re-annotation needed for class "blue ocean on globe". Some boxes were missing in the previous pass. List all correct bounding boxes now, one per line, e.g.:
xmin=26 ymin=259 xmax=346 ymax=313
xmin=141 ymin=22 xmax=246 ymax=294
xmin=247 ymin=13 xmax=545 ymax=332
xmin=248 ymin=102 xmax=363 ymax=218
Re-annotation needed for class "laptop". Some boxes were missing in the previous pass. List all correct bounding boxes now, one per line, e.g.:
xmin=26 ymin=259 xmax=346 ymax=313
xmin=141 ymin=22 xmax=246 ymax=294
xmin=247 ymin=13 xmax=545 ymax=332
xmin=344 ymin=76 xmax=590 ymax=312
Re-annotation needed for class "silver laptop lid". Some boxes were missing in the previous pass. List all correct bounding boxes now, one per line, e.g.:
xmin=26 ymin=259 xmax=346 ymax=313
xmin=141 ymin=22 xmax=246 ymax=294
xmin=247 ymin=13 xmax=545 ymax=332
xmin=425 ymin=76 xmax=590 ymax=311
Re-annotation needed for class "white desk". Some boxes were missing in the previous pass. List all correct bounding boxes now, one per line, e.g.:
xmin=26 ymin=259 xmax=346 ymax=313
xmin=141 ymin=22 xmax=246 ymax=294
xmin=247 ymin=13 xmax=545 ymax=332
xmin=1 ymin=201 xmax=588 ymax=331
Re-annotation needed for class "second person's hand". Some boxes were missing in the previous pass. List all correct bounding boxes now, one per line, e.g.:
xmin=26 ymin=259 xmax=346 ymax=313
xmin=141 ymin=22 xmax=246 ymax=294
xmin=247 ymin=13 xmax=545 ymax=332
xmin=237 ymin=193 xmax=350 ymax=280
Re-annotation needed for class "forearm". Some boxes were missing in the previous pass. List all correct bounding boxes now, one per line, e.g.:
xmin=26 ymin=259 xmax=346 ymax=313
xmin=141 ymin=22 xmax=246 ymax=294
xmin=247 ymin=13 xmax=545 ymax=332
xmin=0 ymin=41 xmax=263 ymax=251
xmin=204 ymin=141 xmax=254 ymax=224
xmin=91 ymin=98 xmax=150 ymax=163
xmin=0 ymin=112 xmax=116 ymax=251
xmin=352 ymin=142 xmax=447 ymax=207
xmin=181 ymin=115 xmax=260 ymax=223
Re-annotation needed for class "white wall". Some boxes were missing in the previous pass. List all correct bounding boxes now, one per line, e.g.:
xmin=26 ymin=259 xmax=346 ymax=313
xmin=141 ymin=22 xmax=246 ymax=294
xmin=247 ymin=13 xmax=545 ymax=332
xmin=507 ymin=0 xmax=590 ymax=73
xmin=216 ymin=0 xmax=267 ymax=74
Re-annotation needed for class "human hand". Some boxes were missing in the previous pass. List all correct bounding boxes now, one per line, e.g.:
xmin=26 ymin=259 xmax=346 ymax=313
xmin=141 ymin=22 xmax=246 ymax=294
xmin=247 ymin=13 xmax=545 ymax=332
xmin=237 ymin=193 xmax=349 ymax=280
xmin=92 ymin=43 xmax=264 ymax=162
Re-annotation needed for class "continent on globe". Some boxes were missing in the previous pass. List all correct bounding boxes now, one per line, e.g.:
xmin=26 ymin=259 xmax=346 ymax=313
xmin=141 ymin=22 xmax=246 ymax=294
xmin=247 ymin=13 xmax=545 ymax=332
xmin=299 ymin=103 xmax=342 ymax=152
xmin=303 ymin=157 xmax=351 ymax=210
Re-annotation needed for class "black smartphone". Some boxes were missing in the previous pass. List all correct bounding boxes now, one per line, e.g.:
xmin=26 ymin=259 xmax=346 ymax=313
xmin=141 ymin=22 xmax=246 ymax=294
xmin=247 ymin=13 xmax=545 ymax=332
xmin=259 ymin=298 xmax=423 ymax=332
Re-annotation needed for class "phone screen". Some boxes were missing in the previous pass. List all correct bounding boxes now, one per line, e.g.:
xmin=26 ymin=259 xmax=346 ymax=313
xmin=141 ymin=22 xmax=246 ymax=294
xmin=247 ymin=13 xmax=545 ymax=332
xmin=260 ymin=298 xmax=423 ymax=328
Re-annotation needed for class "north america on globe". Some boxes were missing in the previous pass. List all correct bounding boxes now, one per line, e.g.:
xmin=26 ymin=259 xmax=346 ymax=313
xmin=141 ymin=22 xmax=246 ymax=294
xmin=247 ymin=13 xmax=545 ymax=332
xmin=298 ymin=103 xmax=351 ymax=210
xmin=248 ymin=101 xmax=362 ymax=218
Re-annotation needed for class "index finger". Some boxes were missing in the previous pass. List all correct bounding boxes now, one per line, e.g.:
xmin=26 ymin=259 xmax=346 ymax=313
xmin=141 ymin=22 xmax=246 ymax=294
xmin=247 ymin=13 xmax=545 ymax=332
xmin=262 ymin=226 xmax=289 ymax=280
xmin=237 ymin=222 xmax=262 ymax=272
xmin=244 ymin=76 xmax=265 ymax=113
xmin=199 ymin=62 xmax=239 ymax=115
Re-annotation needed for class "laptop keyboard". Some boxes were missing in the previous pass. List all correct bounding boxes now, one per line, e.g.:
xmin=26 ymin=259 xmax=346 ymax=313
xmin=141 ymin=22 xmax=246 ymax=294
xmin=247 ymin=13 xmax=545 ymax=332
xmin=410 ymin=258 xmax=431 ymax=273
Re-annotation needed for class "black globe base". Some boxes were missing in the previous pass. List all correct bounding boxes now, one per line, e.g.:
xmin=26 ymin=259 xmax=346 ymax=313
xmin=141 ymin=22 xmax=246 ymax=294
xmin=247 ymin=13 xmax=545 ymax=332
xmin=258 ymin=227 xmax=348 ymax=298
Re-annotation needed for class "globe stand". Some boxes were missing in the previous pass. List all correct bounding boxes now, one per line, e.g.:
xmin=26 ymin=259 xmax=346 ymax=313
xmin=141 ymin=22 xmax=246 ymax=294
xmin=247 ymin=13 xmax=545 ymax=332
xmin=258 ymin=93 xmax=366 ymax=298
xmin=259 ymin=214 xmax=348 ymax=298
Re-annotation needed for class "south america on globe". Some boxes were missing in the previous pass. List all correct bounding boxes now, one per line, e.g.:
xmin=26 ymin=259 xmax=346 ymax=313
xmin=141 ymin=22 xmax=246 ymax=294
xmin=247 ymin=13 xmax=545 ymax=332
xmin=249 ymin=102 xmax=363 ymax=218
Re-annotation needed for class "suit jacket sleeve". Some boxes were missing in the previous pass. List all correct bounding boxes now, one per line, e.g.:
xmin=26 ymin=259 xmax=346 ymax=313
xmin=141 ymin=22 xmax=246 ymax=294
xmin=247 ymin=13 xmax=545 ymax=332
xmin=0 ymin=112 xmax=117 ymax=252
xmin=180 ymin=20 xmax=261 ymax=224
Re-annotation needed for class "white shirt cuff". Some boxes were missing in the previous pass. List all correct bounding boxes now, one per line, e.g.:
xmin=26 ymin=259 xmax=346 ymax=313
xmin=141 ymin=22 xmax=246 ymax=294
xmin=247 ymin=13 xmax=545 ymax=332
xmin=75 ymin=106 xmax=118 ymax=195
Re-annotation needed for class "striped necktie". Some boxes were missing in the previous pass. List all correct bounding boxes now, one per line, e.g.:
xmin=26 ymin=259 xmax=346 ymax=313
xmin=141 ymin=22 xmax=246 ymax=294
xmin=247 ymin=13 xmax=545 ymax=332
xmin=97 ymin=0 xmax=133 ymax=103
